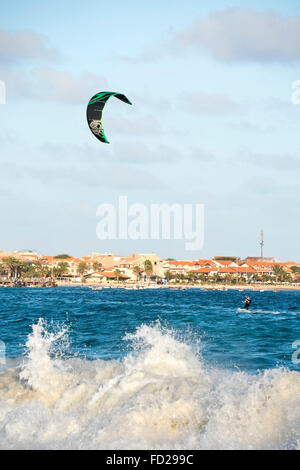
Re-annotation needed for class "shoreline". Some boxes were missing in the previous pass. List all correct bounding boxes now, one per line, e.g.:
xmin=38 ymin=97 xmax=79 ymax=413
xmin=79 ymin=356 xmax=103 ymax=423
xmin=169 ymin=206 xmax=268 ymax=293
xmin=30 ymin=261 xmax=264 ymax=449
xmin=1 ymin=281 xmax=299 ymax=291
xmin=35 ymin=281 xmax=300 ymax=291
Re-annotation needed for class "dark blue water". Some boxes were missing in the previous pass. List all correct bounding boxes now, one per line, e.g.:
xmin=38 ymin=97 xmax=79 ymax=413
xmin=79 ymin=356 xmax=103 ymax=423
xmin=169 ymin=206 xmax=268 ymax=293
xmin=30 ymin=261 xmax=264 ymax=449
xmin=1 ymin=286 xmax=299 ymax=373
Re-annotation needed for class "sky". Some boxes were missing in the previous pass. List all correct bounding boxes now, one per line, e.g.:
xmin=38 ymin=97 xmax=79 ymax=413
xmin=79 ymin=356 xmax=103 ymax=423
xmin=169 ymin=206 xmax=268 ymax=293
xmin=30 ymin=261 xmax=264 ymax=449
xmin=0 ymin=0 xmax=300 ymax=260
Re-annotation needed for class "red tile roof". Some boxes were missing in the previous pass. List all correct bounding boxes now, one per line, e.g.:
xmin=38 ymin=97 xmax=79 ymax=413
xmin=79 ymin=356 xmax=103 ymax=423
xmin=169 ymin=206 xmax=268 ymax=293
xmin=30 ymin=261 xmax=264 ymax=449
xmin=233 ymin=267 xmax=256 ymax=274
xmin=214 ymin=260 xmax=236 ymax=266
xmin=216 ymin=267 xmax=237 ymax=273
xmin=194 ymin=267 xmax=217 ymax=273
xmin=166 ymin=261 xmax=196 ymax=266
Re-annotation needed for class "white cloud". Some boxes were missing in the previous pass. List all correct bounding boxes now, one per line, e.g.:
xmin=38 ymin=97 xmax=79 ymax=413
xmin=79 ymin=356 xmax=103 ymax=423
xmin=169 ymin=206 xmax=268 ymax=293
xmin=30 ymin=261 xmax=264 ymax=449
xmin=0 ymin=138 xmax=171 ymax=190
xmin=35 ymin=68 xmax=108 ymax=103
xmin=108 ymin=114 xmax=163 ymax=136
xmin=190 ymin=147 xmax=215 ymax=162
xmin=180 ymin=91 xmax=240 ymax=115
xmin=0 ymin=29 xmax=61 ymax=63
xmin=0 ymin=66 xmax=34 ymax=98
xmin=0 ymin=66 xmax=108 ymax=103
xmin=127 ymin=8 xmax=300 ymax=65
xmin=175 ymin=8 xmax=300 ymax=63
xmin=238 ymin=148 xmax=300 ymax=171
xmin=0 ymin=150 xmax=163 ymax=190
xmin=110 ymin=141 xmax=182 ymax=165
xmin=0 ymin=29 xmax=107 ymax=104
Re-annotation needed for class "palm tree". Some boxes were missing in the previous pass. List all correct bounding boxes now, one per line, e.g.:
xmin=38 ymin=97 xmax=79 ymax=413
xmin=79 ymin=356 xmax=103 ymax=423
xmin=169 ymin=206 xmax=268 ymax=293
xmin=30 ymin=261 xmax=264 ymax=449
xmin=114 ymin=269 xmax=121 ymax=283
xmin=212 ymin=272 xmax=221 ymax=284
xmin=2 ymin=257 xmax=22 ymax=280
xmin=281 ymin=272 xmax=292 ymax=283
xmin=56 ymin=262 xmax=69 ymax=278
xmin=187 ymin=272 xmax=197 ymax=284
xmin=144 ymin=260 xmax=153 ymax=282
xmin=25 ymin=261 xmax=44 ymax=278
xmin=93 ymin=262 xmax=101 ymax=272
xmin=273 ymin=265 xmax=285 ymax=283
xmin=133 ymin=266 xmax=141 ymax=281
xmin=261 ymin=273 xmax=270 ymax=283
xmin=291 ymin=266 xmax=300 ymax=274
xmin=164 ymin=270 xmax=173 ymax=282
xmin=40 ymin=266 xmax=51 ymax=279
xmin=16 ymin=261 xmax=27 ymax=278
xmin=77 ymin=262 xmax=88 ymax=279
xmin=22 ymin=263 xmax=37 ymax=279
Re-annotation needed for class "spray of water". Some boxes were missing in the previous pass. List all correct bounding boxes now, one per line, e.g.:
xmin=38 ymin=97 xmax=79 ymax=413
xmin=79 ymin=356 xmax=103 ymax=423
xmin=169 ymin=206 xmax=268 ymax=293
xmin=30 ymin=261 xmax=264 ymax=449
xmin=0 ymin=318 xmax=299 ymax=449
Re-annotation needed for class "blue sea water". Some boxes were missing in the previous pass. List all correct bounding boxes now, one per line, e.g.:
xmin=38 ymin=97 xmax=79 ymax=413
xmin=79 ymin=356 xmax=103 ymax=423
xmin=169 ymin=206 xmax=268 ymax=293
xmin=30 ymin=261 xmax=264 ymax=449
xmin=1 ymin=287 xmax=299 ymax=371
xmin=0 ymin=286 xmax=299 ymax=449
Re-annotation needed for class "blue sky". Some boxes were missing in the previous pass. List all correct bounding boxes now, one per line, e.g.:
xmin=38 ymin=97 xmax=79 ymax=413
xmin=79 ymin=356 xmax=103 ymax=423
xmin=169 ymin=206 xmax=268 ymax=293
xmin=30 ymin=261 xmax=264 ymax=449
xmin=0 ymin=0 xmax=300 ymax=260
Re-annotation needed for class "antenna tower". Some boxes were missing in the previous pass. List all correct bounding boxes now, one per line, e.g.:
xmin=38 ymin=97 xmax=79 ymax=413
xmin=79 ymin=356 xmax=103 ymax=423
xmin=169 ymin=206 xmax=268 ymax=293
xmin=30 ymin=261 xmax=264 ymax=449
xmin=260 ymin=229 xmax=264 ymax=258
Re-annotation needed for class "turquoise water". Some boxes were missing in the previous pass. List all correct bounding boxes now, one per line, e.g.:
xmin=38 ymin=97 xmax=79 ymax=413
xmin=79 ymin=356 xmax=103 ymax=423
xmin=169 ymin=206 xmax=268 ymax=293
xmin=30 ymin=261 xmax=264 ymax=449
xmin=0 ymin=286 xmax=299 ymax=449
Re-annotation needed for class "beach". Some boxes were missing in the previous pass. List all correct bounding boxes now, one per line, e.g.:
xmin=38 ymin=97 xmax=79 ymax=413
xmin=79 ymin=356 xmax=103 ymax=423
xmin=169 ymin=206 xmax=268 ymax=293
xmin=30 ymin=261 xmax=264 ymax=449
xmin=54 ymin=280 xmax=300 ymax=291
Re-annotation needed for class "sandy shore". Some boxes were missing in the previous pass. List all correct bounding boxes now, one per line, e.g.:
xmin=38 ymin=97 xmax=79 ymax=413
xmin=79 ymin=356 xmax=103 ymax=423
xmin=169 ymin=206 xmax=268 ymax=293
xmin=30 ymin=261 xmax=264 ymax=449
xmin=55 ymin=281 xmax=300 ymax=291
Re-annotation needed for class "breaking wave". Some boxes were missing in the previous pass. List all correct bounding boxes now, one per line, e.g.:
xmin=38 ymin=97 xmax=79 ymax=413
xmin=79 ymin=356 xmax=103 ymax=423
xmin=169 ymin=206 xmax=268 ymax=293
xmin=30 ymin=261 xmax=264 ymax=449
xmin=0 ymin=318 xmax=299 ymax=449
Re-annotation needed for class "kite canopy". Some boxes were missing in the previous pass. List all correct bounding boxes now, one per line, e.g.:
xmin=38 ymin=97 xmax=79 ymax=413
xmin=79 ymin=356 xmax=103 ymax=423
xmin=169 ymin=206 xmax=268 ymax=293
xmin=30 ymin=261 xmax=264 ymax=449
xmin=86 ymin=91 xmax=132 ymax=143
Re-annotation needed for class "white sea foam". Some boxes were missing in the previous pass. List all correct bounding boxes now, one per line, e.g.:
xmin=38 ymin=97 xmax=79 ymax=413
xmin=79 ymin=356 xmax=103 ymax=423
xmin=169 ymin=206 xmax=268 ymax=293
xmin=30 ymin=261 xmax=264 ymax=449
xmin=236 ymin=308 xmax=280 ymax=315
xmin=0 ymin=318 xmax=299 ymax=449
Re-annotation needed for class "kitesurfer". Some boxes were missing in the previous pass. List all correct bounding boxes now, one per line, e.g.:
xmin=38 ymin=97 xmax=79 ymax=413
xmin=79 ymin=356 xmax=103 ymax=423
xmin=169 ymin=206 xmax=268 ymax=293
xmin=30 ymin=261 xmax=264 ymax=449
xmin=243 ymin=296 xmax=251 ymax=310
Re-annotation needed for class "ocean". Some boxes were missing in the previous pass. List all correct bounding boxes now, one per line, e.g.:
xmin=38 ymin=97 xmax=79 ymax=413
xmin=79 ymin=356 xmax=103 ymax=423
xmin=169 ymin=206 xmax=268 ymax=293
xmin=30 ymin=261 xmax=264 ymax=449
xmin=0 ymin=286 xmax=299 ymax=449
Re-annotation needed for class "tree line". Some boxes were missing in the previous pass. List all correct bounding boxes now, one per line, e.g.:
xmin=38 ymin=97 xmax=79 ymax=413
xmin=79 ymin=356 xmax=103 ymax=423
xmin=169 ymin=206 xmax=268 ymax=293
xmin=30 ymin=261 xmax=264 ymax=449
xmin=0 ymin=257 xmax=298 ymax=284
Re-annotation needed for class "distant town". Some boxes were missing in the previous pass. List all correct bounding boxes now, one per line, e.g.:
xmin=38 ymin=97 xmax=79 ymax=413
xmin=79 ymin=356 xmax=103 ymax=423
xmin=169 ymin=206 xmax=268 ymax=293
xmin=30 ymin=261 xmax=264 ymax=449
xmin=0 ymin=250 xmax=300 ymax=289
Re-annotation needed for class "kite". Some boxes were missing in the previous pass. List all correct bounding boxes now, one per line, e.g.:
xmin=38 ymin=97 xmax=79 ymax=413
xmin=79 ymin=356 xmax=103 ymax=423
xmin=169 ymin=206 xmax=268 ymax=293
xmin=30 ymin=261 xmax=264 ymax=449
xmin=86 ymin=91 xmax=132 ymax=143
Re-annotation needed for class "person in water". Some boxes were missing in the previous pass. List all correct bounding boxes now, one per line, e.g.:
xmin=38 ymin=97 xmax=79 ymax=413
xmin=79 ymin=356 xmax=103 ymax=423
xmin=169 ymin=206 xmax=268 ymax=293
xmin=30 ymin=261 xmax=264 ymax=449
xmin=243 ymin=296 xmax=251 ymax=310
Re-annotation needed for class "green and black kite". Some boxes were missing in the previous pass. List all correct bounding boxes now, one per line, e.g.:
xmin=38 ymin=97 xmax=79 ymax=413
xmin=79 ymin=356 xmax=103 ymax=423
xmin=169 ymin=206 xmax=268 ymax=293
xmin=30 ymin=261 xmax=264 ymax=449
xmin=86 ymin=91 xmax=132 ymax=143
